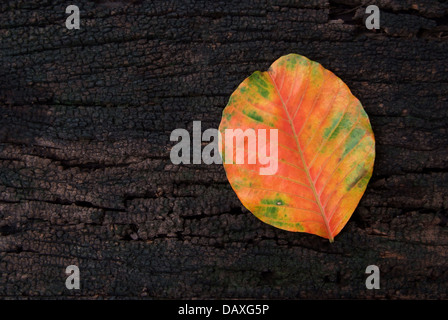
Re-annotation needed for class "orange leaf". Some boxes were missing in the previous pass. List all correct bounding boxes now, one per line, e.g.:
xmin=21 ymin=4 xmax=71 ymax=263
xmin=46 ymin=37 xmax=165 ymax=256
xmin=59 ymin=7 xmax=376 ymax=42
xmin=219 ymin=54 xmax=375 ymax=241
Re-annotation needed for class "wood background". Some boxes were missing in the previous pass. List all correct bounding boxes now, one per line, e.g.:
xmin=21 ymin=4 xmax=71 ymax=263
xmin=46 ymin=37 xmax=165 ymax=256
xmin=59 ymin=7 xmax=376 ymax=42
xmin=0 ymin=0 xmax=447 ymax=299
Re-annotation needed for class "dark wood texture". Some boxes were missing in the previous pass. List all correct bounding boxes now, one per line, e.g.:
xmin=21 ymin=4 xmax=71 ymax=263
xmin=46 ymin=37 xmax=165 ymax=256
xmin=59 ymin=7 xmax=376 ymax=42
xmin=1 ymin=0 xmax=447 ymax=299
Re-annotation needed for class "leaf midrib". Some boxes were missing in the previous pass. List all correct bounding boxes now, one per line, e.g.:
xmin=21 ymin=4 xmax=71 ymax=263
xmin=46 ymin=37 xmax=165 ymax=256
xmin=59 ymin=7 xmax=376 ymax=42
xmin=267 ymin=71 xmax=334 ymax=242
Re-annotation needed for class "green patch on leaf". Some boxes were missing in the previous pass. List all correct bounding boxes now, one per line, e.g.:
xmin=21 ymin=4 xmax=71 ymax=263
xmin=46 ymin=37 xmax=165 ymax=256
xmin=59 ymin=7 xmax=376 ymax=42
xmin=245 ymin=109 xmax=264 ymax=123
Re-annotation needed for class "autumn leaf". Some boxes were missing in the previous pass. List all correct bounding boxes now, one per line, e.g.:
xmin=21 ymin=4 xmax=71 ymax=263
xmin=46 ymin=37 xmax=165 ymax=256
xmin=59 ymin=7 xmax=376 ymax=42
xmin=219 ymin=53 xmax=375 ymax=242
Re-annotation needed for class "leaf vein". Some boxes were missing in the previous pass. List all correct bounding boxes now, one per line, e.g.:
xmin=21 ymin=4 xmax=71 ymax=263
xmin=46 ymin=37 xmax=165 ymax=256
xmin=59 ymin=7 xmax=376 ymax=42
xmin=234 ymin=166 xmax=312 ymax=190
xmin=241 ymin=185 xmax=317 ymax=205
xmin=308 ymin=100 xmax=358 ymax=169
xmin=323 ymin=144 xmax=374 ymax=212
xmin=267 ymin=69 xmax=333 ymax=240
xmin=303 ymin=81 xmax=342 ymax=151
xmin=292 ymin=62 xmax=312 ymax=120
xmin=318 ymin=133 xmax=370 ymax=199
xmin=257 ymin=203 xmax=321 ymax=215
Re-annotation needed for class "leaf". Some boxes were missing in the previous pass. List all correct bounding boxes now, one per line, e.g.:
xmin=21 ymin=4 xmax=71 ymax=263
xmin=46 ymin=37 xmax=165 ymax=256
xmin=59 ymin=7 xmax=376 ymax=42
xmin=218 ymin=53 xmax=375 ymax=242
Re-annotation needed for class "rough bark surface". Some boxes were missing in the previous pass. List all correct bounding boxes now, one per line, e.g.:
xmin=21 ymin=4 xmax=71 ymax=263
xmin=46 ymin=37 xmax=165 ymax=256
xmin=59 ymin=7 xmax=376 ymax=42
xmin=0 ymin=0 xmax=447 ymax=299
